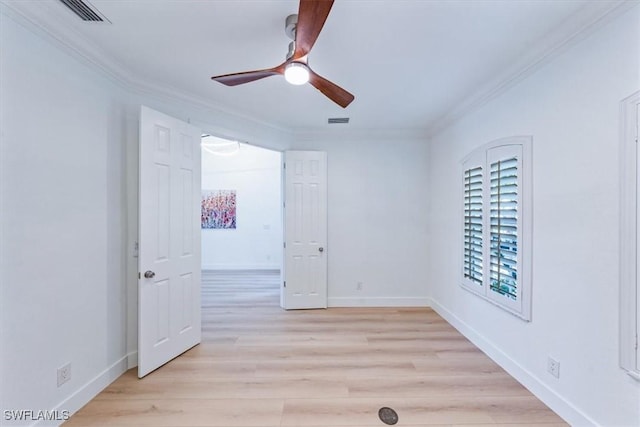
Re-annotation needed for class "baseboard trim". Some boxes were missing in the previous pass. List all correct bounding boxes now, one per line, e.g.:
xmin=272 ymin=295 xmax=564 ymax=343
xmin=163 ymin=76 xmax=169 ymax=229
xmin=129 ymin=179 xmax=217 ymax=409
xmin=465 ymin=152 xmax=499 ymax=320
xmin=429 ymin=297 xmax=597 ymax=427
xmin=328 ymin=297 xmax=430 ymax=307
xmin=34 ymin=352 xmax=133 ymax=426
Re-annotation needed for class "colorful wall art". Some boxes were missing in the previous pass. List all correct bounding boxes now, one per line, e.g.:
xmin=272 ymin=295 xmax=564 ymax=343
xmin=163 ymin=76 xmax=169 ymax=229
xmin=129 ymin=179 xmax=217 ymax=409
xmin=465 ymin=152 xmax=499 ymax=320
xmin=201 ymin=190 xmax=237 ymax=229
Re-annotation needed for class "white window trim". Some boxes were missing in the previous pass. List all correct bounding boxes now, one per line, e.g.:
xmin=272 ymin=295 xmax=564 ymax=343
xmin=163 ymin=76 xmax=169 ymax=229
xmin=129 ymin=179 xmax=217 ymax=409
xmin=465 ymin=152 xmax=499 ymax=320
xmin=620 ymin=90 xmax=640 ymax=380
xmin=461 ymin=136 xmax=533 ymax=321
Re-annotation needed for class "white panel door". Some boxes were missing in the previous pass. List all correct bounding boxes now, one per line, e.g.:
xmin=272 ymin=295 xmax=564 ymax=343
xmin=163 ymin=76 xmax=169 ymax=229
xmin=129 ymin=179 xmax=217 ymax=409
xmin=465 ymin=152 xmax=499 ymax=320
xmin=138 ymin=106 xmax=201 ymax=377
xmin=283 ymin=151 xmax=328 ymax=309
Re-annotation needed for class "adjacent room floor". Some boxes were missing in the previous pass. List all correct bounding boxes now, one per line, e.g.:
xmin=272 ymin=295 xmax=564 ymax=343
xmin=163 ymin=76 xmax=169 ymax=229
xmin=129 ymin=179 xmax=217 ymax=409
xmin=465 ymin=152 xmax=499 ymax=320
xmin=65 ymin=270 xmax=566 ymax=426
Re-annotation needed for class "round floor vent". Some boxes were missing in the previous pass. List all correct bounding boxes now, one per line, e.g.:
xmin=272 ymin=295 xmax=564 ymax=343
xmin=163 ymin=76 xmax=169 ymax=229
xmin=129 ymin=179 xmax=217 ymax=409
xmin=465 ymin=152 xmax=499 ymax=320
xmin=378 ymin=407 xmax=398 ymax=425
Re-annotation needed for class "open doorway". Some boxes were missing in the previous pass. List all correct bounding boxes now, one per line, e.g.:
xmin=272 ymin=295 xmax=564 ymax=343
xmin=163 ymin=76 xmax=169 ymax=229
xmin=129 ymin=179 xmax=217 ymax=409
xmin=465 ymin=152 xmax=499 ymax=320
xmin=136 ymin=108 xmax=328 ymax=378
xmin=200 ymin=135 xmax=283 ymax=308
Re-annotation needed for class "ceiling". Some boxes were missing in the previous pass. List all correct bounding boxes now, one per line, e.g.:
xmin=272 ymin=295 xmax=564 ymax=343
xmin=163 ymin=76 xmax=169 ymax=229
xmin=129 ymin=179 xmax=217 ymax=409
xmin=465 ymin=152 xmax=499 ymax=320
xmin=2 ymin=0 xmax=627 ymax=135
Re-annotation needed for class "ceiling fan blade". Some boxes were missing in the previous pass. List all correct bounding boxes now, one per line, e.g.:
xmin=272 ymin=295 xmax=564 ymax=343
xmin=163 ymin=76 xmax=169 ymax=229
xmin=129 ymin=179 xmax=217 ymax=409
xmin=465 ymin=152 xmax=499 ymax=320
xmin=293 ymin=0 xmax=334 ymax=59
xmin=212 ymin=64 xmax=285 ymax=86
xmin=308 ymin=69 xmax=354 ymax=108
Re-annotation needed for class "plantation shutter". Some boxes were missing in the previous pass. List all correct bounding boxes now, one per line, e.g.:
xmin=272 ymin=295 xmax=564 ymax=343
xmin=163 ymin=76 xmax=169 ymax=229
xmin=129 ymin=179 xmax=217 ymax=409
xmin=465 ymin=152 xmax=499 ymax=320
xmin=460 ymin=138 xmax=530 ymax=320
xmin=489 ymin=156 xmax=519 ymax=301
xmin=463 ymin=166 xmax=483 ymax=285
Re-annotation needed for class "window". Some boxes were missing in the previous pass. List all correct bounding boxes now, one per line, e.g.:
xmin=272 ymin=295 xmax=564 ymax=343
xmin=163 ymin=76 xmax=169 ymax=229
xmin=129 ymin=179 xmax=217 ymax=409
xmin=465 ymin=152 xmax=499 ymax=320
xmin=461 ymin=137 xmax=532 ymax=320
xmin=620 ymin=90 xmax=639 ymax=379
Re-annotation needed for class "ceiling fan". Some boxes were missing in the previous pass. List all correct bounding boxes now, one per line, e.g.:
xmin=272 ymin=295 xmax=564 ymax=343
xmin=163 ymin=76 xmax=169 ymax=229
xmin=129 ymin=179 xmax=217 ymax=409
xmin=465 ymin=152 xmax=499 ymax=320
xmin=211 ymin=0 xmax=354 ymax=108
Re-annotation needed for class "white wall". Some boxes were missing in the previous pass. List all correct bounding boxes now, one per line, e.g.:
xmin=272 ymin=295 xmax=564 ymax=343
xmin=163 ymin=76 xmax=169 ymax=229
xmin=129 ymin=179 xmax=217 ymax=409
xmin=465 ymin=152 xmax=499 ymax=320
xmin=427 ymin=5 xmax=640 ymax=426
xmin=201 ymin=142 xmax=282 ymax=270
xmin=0 ymin=10 xmax=129 ymax=425
xmin=293 ymin=134 xmax=430 ymax=307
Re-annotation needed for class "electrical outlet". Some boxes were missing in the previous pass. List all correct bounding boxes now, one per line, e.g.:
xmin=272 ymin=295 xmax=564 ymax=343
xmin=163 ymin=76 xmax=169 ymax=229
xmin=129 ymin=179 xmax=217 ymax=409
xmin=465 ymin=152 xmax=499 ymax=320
xmin=57 ymin=363 xmax=71 ymax=387
xmin=547 ymin=357 xmax=560 ymax=379
xmin=356 ymin=282 xmax=363 ymax=291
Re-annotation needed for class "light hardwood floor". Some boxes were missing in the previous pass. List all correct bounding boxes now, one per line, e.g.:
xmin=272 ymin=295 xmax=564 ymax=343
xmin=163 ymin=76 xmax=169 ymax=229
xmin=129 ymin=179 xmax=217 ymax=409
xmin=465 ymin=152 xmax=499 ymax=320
xmin=65 ymin=270 xmax=566 ymax=427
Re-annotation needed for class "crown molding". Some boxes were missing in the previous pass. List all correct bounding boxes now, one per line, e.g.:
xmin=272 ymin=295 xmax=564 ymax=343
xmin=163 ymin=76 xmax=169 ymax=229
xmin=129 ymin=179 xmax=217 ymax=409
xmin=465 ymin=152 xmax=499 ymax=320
xmin=126 ymin=77 xmax=293 ymax=136
xmin=425 ymin=0 xmax=638 ymax=138
xmin=0 ymin=0 xmax=291 ymax=138
xmin=3 ymin=0 xmax=636 ymax=139
xmin=292 ymin=128 xmax=429 ymax=142
xmin=0 ymin=1 xmax=132 ymax=88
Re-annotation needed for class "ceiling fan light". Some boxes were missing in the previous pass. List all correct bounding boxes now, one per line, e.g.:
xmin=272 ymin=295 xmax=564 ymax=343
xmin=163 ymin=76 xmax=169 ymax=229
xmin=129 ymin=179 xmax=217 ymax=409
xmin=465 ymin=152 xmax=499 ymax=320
xmin=284 ymin=62 xmax=309 ymax=85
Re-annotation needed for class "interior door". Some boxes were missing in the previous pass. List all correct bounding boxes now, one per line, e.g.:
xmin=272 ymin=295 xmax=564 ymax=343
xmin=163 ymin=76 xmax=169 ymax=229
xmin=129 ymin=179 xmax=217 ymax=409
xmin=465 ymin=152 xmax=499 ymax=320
xmin=138 ymin=106 xmax=202 ymax=377
xmin=283 ymin=151 xmax=328 ymax=309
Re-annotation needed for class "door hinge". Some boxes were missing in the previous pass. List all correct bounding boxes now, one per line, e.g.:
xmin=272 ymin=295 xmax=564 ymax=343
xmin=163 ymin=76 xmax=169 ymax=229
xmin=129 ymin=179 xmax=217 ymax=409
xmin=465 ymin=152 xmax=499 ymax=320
xmin=635 ymin=334 xmax=638 ymax=350
xmin=283 ymin=281 xmax=286 ymax=288
xmin=138 ymin=272 xmax=141 ymax=279
xmin=283 ymin=162 xmax=286 ymax=169
xmin=283 ymin=242 xmax=286 ymax=248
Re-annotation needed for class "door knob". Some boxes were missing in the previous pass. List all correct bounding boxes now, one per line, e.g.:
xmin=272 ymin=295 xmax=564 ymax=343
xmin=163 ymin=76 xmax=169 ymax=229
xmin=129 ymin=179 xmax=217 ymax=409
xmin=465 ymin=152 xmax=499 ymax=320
xmin=144 ymin=270 xmax=155 ymax=279
xmin=318 ymin=247 xmax=324 ymax=252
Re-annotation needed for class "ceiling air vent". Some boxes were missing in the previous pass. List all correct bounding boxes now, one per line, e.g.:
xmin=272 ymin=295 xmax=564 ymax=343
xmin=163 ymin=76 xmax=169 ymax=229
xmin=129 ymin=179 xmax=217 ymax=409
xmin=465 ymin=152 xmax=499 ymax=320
xmin=59 ymin=0 xmax=108 ymax=22
xmin=328 ymin=118 xmax=349 ymax=124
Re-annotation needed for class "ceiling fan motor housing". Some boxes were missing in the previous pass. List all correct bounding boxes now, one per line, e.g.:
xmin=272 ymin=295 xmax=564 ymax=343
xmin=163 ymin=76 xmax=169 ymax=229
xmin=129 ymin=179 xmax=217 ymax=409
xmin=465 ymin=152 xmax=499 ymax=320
xmin=285 ymin=14 xmax=298 ymax=40
xmin=287 ymin=41 xmax=296 ymax=60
